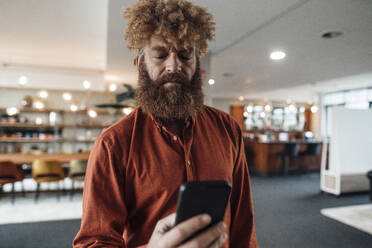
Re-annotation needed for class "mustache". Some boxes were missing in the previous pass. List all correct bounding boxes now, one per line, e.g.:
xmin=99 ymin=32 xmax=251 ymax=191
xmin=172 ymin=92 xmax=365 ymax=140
xmin=154 ymin=72 xmax=189 ymax=86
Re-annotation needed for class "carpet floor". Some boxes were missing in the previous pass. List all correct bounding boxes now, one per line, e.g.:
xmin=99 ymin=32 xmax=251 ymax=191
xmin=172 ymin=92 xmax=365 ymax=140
xmin=0 ymin=173 xmax=371 ymax=248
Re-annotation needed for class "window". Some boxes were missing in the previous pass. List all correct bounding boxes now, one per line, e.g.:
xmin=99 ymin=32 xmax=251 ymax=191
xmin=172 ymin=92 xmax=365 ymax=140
xmin=344 ymin=89 xmax=368 ymax=109
xmin=323 ymin=87 xmax=371 ymax=137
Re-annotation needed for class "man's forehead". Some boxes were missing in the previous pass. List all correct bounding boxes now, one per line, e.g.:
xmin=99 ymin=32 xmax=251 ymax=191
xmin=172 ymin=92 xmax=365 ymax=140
xmin=146 ymin=35 xmax=195 ymax=51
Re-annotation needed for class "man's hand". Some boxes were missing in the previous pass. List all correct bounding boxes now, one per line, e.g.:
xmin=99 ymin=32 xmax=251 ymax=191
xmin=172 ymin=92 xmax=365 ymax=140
xmin=147 ymin=213 xmax=227 ymax=248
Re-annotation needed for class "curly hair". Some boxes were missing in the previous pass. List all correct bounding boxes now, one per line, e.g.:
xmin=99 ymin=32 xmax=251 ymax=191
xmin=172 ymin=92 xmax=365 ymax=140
xmin=123 ymin=0 xmax=215 ymax=56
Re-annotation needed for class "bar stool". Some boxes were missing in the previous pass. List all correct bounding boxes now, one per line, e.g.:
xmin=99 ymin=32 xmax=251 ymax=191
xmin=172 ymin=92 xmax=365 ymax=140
xmin=69 ymin=159 xmax=87 ymax=200
xmin=276 ymin=143 xmax=300 ymax=175
xmin=0 ymin=161 xmax=25 ymax=204
xmin=32 ymin=159 xmax=65 ymax=202
xmin=299 ymin=143 xmax=322 ymax=173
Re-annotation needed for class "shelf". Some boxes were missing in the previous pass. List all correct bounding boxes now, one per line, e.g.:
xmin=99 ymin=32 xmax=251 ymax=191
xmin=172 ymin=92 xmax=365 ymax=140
xmin=0 ymin=137 xmax=64 ymax=143
xmin=0 ymin=123 xmax=60 ymax=128
xmin=73 ymin=124 xmax=109 ymax=128
xmin=0 ymin=107 xmax=64 ymax=113
xmin=0 ymin=107 xmax=124 ymax=115
xmin=0 ymin=122 xmax=109 ymax=129
xmin=63 ymin=138 xmax=97 ymax=143
xmin=74 ymin=109 xmax=123 ymax=115
xmin=0 ymin=137 xmax=97 ymax=143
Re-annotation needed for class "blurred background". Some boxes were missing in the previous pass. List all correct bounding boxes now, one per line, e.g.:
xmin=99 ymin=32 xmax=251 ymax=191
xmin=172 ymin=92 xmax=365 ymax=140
xmin=0 ymin=0 xmax=371 ymax=247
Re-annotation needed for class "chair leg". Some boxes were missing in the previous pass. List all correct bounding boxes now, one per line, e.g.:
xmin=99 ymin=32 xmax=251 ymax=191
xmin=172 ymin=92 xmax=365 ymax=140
xmin=62 ymin=179 xmax=66 ymax=195
xmin=293 ymin=156 xmax=298 ymax=174
xmin=21 ymin=181 xmax=26 ymax=198
xmin=35 ymin=183 xmax=40 ymax=203
xmin=56 ymin=182 xmax=61 ymax=202
xmin=284 ymin=156 xmax=289 ymax=175
xmin=70 ymin=180 xmax=75 ymax=200
xmin=11 ymin=183 xmax=15 ymax=204
xmin=306 ymin=156 xmax=311 ymax=174
xmin=311 ymin=156 xmax=316 ymax=172
xmin=276 ymin=156 xmax=281 ymax=175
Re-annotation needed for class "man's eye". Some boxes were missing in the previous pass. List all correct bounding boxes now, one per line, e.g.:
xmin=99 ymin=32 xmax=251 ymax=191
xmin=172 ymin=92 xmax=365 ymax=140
xmin=155 ymin=55 xmax=167 ymax=59
xmin=179 ymin=53 xmax=192 ymax=60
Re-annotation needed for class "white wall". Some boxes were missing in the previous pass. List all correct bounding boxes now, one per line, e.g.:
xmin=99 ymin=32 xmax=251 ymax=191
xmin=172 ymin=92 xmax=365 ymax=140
xmin=0 ymin=64 xmax=105 ymax=92
xmin=0 ymin=0 xmax=108 ymax=70
xmin=331 ymin=108 xmax=372 ymax=174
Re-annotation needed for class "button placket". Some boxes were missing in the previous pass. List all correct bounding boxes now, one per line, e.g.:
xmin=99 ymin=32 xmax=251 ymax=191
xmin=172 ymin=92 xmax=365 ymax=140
xmin=184 ymin=123 xmax=195 ymax=180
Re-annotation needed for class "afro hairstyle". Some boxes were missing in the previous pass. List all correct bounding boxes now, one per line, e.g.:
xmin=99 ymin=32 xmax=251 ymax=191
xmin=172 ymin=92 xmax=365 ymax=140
xmin=123 ymin=0 xmax=215 ymax=56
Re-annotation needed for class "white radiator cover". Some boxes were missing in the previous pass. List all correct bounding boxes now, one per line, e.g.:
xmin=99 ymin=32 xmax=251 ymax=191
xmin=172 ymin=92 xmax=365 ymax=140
xmin=321 ymin=108 xmax=372 ymax=195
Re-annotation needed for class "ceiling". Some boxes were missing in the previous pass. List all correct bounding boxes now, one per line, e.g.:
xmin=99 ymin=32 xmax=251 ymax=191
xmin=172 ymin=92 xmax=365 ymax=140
xmin=1 ymin=0 xmax=371 ymax=99
xmin=0 ymin=0 xmax=108 ymax=70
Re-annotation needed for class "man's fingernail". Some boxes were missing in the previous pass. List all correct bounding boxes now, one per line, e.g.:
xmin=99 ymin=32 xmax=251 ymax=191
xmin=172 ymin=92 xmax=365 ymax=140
xmin=202 ymin=215 xmax=211 ymax=223
xmin=222 ymin=233 xmax=228 ymax=241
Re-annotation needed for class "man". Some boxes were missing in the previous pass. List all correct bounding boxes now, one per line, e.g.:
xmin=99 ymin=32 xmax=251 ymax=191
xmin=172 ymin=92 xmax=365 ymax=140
xmin=73 ymin=0 xmax=258 ymax=247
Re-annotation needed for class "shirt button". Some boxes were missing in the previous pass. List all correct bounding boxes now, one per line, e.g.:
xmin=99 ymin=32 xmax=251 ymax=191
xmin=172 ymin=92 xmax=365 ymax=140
xmin=173 ymin=136 xmax=177 ymax=141
xmin=187 ymin=160 xmax=191 ymax=166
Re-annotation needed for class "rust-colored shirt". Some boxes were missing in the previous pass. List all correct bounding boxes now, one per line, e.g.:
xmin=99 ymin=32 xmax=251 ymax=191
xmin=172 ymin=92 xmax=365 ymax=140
xmin=73 ymin=106 xmax=258 ymax=247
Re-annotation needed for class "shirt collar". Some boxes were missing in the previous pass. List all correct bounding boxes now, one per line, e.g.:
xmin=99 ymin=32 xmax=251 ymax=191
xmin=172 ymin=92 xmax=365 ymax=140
xmin=146 ymin=110 xmax=197 ymax=130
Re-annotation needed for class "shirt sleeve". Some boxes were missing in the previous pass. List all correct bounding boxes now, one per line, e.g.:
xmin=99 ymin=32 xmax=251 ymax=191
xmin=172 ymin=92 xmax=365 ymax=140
xmin=229 ymin=121 xmax=259 ymax=248
xmin=73 ymin=137 xmax=127 ymax=248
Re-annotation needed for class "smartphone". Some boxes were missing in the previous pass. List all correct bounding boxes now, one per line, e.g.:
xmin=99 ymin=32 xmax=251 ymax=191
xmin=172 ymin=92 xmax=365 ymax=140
xmin=175 ymin=180 xmax=231 ymax=241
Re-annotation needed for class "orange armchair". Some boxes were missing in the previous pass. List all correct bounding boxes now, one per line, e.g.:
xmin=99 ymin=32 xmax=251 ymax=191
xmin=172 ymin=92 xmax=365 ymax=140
xmin=0 ymin=161 xmax=25 ymax=203
xmin=32 ymin=159 xmax=65 ymax=202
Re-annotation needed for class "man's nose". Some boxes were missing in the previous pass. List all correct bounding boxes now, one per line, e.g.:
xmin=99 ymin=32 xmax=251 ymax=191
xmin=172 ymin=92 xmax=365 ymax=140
xmin=165 ymin=53 xmax=181 ymax=73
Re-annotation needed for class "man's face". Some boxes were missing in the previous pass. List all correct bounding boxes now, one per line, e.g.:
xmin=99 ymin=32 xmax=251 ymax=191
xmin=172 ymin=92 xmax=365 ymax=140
xmin=135 ymin=35 xmax=203 ymax=121
xmin=142 ymin=35 xmax=197 ymax=87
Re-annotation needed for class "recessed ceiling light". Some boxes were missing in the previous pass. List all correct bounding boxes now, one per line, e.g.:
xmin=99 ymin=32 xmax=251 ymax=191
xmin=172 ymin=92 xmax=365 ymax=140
xmin=70 ymin=104 xmax=78 ymax=112
xmin=83 ymin=80 xmax=91 ymax=89
xmin=270 ymin=51 xmax=286 ymax=60
xmin=239 ymin=96 xmax=244 ymax=101
xmin=33 ymin=101 xmax=45 ymax=109
xmin=122 ymin=107 xmax=133 ymax=115
xmin=321 ymin=31 xmax=343 ymax=39
xmin=35 ymin=117 xmax=43 ymax=125
xmin=311 ymin=105 xmax=319 ymax=113
xmin=246 ymin=105 xmax=253 ymax=113
xmin=6 ymin=107 xmax=19 ymax=116
xmin=88 ymin=109 xmax=97 ymax=118
xmin=109 ymin=83 xmax=118 ymax=92
xmin=18 ymin=75 xmax=28 ymax=86
xmin=63 ymin=92 xmax=72 ymax=101
xmin=208 ymin=79 xmax=215 ymax=85
xmin=39 ymin=90 xmax=48 ymax=99
xmin=264 ymin=104 xmax=272 ymax=112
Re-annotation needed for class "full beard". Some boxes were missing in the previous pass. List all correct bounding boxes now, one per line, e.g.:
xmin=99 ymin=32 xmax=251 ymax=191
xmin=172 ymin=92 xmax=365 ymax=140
xmin=135 ymin=58 xmax=204 ymax=121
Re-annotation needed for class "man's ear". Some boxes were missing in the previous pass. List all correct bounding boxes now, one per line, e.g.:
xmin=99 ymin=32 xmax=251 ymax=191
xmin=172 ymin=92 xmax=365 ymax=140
xmin=135 ymin=48 xmax=145 ymax=69
xmin=134 ymin=54 xmax=140 ymax=69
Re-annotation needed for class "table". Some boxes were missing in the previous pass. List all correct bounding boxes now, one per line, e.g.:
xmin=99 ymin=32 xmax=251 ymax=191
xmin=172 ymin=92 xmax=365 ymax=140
xmin=0 ymin=153 xmax=90 ymax=164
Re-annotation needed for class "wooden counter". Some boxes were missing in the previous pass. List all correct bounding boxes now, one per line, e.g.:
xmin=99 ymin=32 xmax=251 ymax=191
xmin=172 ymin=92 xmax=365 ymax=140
xmin=0 ymin=153 xmax=90 ymax=164
xmin=244 ymin=140 xmax=323 ymax=175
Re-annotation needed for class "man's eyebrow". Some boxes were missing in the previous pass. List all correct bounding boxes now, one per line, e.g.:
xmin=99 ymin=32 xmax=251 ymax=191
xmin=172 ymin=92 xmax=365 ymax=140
xmin=181 ymin=47 xmax=194 ymax=53
xmin=151 ymin=46 xmax=168 ymax=52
